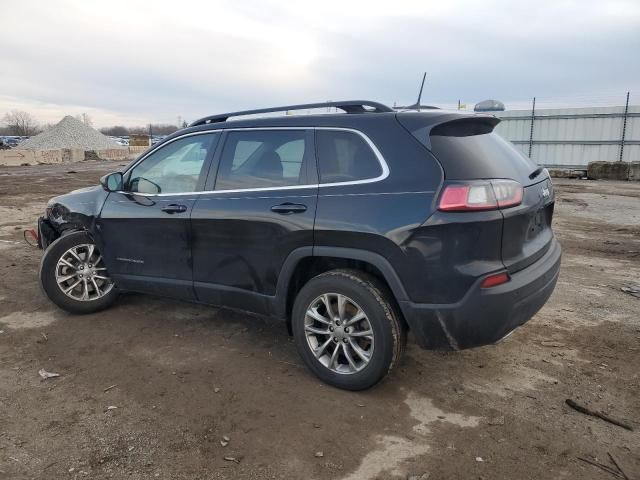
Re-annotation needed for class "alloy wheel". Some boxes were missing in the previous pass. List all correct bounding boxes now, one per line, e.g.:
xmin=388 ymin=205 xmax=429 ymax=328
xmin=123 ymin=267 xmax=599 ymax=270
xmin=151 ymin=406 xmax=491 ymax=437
xmin=55 ymin=243 xmax=113 ymax=301
xmin=304 ymin=293 xmax=374 ymax=374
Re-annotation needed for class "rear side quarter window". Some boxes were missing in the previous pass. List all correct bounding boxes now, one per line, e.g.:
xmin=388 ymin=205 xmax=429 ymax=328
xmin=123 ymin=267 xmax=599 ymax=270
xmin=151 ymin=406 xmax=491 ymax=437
xmin=316 ymin=130 xmax=382 ymax=184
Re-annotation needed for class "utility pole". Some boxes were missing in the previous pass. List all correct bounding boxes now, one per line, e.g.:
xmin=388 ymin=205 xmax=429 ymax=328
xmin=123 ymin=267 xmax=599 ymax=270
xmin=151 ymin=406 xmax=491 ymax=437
xmin=528 ymin=97 xmax=536 ymax=158
xmin=619 ymin=91 xmax=630 ymax=162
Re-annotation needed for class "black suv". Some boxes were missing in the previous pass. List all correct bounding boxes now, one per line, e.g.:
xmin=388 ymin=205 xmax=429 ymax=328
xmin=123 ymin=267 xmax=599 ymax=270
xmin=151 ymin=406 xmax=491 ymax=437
xmin=37 ymin=100 xmax=561 ymax=390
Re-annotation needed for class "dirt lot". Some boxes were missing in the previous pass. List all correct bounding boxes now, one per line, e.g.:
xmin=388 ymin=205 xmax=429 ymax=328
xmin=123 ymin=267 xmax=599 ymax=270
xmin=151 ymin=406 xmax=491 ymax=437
xmin=1 ymin=162 xmax=639 ymax=480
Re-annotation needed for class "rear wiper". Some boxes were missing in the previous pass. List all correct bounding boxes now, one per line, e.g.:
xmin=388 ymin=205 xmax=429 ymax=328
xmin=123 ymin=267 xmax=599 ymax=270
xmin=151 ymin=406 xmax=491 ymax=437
xmin=529 ymin=166 xmax=544 ymax=180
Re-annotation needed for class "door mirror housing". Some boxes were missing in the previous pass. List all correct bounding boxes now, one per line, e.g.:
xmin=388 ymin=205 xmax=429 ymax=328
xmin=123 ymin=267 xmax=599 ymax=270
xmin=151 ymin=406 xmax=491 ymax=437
xmin=100 ymin=172 xmax=124 ymax=192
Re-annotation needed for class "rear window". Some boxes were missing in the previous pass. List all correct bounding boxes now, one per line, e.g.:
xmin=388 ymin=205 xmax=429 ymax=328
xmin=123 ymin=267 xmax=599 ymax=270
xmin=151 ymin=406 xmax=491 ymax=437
xmin=430 ymin=129 xmax=536 ymax=182
xmin=316 ymin=130 xmax=381 ymax=183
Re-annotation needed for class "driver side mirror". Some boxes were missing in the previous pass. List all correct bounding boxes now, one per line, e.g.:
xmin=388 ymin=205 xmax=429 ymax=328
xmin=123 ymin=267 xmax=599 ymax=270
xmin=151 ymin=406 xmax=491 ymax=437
xmin=100 ymin=172 xmax=124 ymax=192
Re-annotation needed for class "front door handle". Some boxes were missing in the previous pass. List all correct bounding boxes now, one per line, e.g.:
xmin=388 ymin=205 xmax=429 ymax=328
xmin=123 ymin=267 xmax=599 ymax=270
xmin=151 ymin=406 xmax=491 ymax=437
xmin=271 ymin=203 xmax=307 ymax=214
xmin=161 ymin=204 xmax=188 ymax=214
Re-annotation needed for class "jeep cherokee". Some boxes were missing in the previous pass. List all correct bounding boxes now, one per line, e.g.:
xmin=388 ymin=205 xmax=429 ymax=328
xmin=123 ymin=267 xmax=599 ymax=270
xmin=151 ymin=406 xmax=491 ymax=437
xmin=36 ymin=100 xmax=561 ymax=390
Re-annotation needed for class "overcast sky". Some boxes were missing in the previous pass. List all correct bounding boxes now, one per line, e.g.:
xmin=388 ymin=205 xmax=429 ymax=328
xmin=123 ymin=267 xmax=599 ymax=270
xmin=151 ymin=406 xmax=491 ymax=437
xmin=1 ymin=0 xmax=639 ymax=127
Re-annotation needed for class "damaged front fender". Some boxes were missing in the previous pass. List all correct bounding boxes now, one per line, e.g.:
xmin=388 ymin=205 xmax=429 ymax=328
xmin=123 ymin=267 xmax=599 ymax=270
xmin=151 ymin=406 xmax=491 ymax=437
xmin=41 ymin=185 xmax=109 ymax=248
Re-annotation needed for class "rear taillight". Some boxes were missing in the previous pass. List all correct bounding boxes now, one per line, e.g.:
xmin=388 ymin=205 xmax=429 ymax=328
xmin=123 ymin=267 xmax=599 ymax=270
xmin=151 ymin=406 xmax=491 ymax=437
xmin=438 ymin=180 xmax=523 ymax=212
xmin=492 ymin=180 xmax=523 ymax=208
xmin=481 ymin=271 xmax=510 ymax=288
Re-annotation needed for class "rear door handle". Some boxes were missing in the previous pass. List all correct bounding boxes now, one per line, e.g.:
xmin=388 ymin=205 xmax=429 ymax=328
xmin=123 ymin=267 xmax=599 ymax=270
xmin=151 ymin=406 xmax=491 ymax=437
xmin=271 ymin=203 xmax=307 ymax=214
xmin=161 ymin=204 xmax=188 ymax=214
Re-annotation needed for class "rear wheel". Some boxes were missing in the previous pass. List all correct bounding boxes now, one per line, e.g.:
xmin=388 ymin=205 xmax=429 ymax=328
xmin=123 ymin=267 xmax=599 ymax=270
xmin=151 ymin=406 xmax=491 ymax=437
xmin=39 ymin=231 xmax=118 ymax=314
xmin=292 ymin=269 xmax=405 ymax=390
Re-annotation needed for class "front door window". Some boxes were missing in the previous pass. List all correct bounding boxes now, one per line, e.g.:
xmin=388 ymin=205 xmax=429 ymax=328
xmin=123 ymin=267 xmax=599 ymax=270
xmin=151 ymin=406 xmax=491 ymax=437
xmin=128 ymin=134 xmax=218 ymax=194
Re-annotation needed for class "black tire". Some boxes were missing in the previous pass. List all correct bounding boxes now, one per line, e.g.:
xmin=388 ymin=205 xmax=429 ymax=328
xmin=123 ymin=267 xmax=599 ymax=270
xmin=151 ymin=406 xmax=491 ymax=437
xmin=39 ymin=231 xmax=118 ymax=314
xmin=292 ymin=269 xmax=406 ymax=390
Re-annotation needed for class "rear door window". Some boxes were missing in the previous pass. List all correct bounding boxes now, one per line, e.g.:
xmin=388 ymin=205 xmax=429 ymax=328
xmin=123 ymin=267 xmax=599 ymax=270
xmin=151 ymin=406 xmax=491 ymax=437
xmin=215 ymin=130 xmax=313 ymax=190
xmin=316 ymin=130 xmax=382 ymax=184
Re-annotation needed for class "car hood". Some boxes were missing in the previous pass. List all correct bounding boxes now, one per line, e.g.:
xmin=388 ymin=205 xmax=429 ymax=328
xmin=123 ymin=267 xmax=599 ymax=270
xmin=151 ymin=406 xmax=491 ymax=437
xmin=48 ymin=185 xmax=103 ymax=206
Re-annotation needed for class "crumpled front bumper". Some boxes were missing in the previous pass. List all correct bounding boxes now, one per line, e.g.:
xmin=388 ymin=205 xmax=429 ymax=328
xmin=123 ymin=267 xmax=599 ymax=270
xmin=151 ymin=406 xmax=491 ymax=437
xmin=37 ymin=216 xmax=58 ymax=250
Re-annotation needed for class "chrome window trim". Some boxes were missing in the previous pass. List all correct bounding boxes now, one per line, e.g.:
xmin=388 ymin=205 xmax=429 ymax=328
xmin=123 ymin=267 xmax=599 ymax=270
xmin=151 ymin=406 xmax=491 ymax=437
xmin=117 ymin=127 xmax=389 ymax=197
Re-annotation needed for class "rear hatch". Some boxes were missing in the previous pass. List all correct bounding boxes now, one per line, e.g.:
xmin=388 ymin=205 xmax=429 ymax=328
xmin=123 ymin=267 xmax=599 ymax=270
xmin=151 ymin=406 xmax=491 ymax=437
xmin=400 ymin=114 xmax=555 ymax=274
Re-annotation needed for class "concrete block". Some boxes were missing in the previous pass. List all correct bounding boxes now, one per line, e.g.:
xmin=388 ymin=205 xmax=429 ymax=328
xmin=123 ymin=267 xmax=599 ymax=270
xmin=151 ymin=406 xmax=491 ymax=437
xmin=127 ymin=145 xmax=149 ymax=161
xmin=587 ymin=161 xmax=630 ymax=181
xmin=91 ymin=149 xmax=129 ymax=161
xmin=61 ymin=148 xmax=85 ymax=163
xmin=0 ymin=149 xmax=71 ymax=166
xmin=1 ymin=148 xmax=128 ymax=166
xmin=0 ymin=149 xmax=37 ymax=166
xmin=128 ymin=146 xmax=149 ymax=155
xmin=629 ymin=162 xmax=640 ymax=181
xmin=102 ymin=148 xmax=129 ymax=161
xmin=548 ymin=168 xmax=586 ymax=179
xmin=34 ymin=149 xmax=64 ymax=164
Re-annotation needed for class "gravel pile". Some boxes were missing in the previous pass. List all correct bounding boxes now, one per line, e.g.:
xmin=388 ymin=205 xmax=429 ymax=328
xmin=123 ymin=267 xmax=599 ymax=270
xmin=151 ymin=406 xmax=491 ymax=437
xmin=19 ymin=116 xmax=124 ymax=150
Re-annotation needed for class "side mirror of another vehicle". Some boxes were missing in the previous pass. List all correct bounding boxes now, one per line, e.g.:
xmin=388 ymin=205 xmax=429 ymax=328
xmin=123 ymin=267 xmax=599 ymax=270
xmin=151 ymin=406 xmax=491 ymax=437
xmin=100 ymin=172 xmax=124 ymax=192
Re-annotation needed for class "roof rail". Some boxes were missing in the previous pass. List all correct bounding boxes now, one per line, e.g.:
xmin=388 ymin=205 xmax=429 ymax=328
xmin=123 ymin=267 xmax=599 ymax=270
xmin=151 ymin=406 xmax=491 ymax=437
xmin=189 ymin=100 xmax=394 ymax=126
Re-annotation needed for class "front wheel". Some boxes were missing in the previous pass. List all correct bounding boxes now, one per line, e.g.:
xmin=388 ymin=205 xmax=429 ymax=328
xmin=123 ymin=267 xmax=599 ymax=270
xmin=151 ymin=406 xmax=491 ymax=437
xmin=39 ymin=231 xmax=118 ymax=314
xmin=292 ymin=269 xmax=406 ymax=390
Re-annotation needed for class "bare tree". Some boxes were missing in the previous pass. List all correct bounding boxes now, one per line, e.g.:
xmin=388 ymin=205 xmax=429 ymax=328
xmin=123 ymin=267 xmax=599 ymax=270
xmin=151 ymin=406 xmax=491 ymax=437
xmin=3 ymin=110 xmax=39 ymax=136
xmin=76 ymin=113 xmax=93 ymax=127
xmin=99 ymin=123 xmax=180 ymax=137
xmin=100 ymin=125 xmax=129 ymax=136
xmin=127 ymin=126 xmax=147 ymax=135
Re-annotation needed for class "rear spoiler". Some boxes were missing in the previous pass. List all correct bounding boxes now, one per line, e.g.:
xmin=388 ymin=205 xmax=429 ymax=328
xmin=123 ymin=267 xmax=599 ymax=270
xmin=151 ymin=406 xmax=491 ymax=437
xmin=396 ymin=112 xmax=500 ymax=150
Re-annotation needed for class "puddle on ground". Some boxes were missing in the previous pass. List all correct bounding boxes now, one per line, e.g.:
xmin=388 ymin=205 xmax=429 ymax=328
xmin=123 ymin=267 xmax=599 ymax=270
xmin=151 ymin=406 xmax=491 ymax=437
xmin=339 ymin=360 xmax=559 ymax=479
xmin=0 ymin=311 xmax=58 ymax=329
xmin=340 ymin=436 xmax=429 ymax=480
xmin=341 ymin=391 xmax=480 ymax=480
xmin=406 ymin=393 xmax=480 ymax=433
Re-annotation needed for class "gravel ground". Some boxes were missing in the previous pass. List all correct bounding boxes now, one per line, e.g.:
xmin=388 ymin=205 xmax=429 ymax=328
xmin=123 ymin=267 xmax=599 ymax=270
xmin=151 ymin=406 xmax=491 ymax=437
xmin=18 ymin=116 xmax=123 ymax=150
xmin=0 ymin=162 xmax=639 ymax=480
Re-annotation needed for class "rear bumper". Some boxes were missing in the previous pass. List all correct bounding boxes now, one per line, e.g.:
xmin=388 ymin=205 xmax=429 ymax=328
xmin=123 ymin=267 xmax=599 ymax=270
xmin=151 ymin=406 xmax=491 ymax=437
xmin=400 ymin=238 xmax=561 ymax=350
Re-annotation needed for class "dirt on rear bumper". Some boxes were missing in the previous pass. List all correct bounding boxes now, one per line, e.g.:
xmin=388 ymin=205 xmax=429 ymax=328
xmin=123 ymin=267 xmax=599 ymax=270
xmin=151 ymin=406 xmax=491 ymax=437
xmin=400 ymin=238 xmax=562 ymax=350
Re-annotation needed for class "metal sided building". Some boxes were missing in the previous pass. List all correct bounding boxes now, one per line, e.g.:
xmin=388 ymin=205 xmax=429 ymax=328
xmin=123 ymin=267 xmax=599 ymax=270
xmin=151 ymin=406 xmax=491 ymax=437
xmin=493 ymin=105 xmax=640 ymax=168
